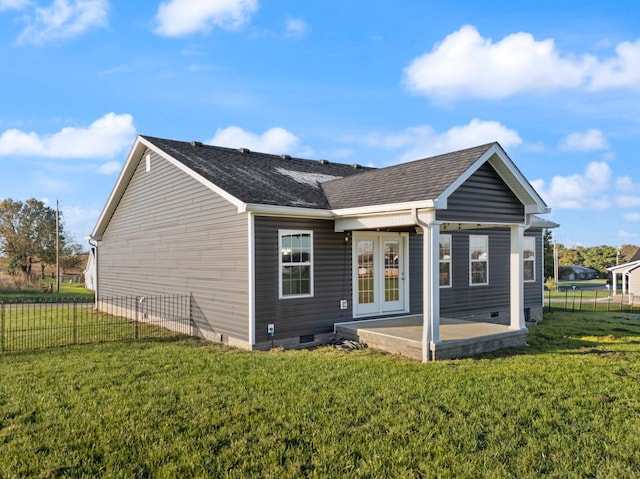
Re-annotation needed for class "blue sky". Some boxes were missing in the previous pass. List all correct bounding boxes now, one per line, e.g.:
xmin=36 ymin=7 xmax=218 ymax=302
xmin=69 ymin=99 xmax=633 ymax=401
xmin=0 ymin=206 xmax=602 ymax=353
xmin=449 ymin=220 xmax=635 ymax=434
xmin=1 ymin=0 xmax=639 ymax=248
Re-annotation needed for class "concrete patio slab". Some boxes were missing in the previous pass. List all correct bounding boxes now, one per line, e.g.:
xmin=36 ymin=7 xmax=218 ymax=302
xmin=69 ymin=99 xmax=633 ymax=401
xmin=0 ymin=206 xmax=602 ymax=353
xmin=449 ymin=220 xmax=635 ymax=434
xmin=335 ymin=315 xmax=528 ymax=360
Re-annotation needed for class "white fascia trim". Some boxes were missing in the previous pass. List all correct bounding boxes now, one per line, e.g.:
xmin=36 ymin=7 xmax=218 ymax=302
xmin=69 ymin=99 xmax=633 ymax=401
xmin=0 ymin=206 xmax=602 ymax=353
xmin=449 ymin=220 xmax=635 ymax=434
xmin=248 ymin=213 xmax=255 ymax=346
xmin=242 ymin=203 xmax=334 ymax=218
xmin=333 ymin=200 xmax=437 ymax=217
xmin=92 ymin=136 xmax=247 ymax=238
xmin=487 ymin=146 xmax=550 ymax=213
xmin=149 ymin=140 xmax=245 ymax=210
xmin=608 ymin=260 xmax=640 ymax=272
xmin=435 ymin=143 xmax=549 ymax=215
xmin=92 ymin=136 xmax=148 ymax=237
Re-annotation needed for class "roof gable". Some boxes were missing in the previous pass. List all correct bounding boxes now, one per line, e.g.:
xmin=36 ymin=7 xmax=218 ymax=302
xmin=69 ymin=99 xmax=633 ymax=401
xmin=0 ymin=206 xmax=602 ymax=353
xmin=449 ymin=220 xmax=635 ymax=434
xmin=322 ymin=142 xmax=549 ymax=215
xmin=321 ymin=143 xmax=493 ymax=210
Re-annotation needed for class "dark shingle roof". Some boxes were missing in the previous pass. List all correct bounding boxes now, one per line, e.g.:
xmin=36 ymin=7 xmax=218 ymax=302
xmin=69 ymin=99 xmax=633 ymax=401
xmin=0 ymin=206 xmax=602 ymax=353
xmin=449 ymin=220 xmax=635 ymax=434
xmin=321 ymin=143 xmax=495 ymax=209
xmin=142 ymin=136 xmax=372 ymax=209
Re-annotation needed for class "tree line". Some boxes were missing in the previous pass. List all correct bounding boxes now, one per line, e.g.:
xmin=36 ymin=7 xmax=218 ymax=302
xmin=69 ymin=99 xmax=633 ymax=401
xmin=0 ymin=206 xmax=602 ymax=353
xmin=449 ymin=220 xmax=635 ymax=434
xmin=543 ymin=230 xmax=637 ymax=280
xmin=0 ymin=198 xmax=84 ymax=278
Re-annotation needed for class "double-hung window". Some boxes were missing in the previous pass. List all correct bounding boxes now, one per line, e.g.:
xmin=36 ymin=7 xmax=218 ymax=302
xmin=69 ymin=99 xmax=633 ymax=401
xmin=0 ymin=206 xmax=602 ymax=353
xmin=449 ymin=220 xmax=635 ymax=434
xmin=523 ymin=236 xmax=535 ymax=282
xmin=439 ymin=234 xmax=452 ymax=287
xmin=279 ymin=230 xmax=313 ymax=298
xmin=469 ymin=235 xmax=489 ymax=286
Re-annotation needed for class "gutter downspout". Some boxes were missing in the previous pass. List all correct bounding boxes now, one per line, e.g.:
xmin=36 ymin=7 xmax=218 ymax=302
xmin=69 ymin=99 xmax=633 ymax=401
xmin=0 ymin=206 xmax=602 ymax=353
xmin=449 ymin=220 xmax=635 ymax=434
xmin=412 ymin=208 xmax=438 ymax=363
xmin=87 ymin=236 xmax=99 ymax=309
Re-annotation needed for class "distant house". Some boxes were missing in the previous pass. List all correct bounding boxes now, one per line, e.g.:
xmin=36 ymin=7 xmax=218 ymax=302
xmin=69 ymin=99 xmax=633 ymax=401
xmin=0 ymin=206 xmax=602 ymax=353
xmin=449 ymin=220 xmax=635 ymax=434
xmin=89 ymin=136 xmax=553 ymax=360
xmin=561 ymin=265 xmax=599 ymax=281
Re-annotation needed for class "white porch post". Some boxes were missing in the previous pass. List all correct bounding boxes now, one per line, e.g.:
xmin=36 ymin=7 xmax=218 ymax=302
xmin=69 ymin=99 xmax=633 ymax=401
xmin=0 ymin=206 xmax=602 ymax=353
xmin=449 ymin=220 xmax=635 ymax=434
xmin=422 ymin=220 xmax=441 ymax=362
xmin=510 ymin=225 xmax=525 ymax=330
xmin=612 ymin=271 xmax=617 ymax=296
xmin=622 ymin=272 xmax=627 ymax=297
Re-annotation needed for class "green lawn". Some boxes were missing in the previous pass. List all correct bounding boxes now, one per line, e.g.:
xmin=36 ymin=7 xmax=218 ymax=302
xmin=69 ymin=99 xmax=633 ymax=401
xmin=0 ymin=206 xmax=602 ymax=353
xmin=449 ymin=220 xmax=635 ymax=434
xmin=0 ymin=281 xmax=94 ymax=302
xmin=1 ymin=312 xmax=640 ymax=477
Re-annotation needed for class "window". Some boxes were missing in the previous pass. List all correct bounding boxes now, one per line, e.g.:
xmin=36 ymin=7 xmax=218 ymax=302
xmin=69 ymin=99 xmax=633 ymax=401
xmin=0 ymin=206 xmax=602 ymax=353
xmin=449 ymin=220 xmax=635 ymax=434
xmin=439 ymin=234 xmax=452 ymax=287
xmin=469 ymin=235 xmax=489 ymax=286
xmin=523 ymin=236 xmax=535 ymax=282
xmin=279 ymin=230 xmax=313 ymax=298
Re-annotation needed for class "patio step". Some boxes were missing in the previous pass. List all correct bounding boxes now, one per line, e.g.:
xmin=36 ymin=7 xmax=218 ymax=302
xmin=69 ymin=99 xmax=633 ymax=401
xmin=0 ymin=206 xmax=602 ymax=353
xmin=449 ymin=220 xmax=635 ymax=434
xmin=336 ymin=323 xmax=423 ymax=360
xmin=335 ymin=318 xmax=528 ymax=361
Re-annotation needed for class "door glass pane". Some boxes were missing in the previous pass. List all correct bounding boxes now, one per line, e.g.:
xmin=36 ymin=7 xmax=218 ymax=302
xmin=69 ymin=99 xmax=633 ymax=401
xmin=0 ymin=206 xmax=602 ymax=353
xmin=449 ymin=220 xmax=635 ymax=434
xmin=384 ymin=241 xmax=399 ymax=302
xmin=358 ymin=240 xmax=374 ymax=304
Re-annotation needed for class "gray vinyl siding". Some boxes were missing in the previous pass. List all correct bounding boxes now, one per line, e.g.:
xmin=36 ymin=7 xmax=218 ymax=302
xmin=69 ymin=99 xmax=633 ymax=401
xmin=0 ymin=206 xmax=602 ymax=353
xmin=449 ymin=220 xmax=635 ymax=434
xmin=254 ymin=216 xmax=352 ymax=343
xmin=98 ymin=149 xmax=250 ymax=341
xmin=410 ymin=229 xmax=543 ymax=317
xmin=630 ymin=269 xmax=640 ymax=297
xmin=436 ymin=163 xmax=524 ymax=223
xmin=524 ymin=230 xmax=544 ymax=308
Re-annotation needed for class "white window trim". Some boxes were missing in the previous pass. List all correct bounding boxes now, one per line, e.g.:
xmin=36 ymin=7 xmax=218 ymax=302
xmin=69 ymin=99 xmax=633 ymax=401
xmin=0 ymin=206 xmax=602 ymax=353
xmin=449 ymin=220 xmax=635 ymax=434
xmin=523 ymin=236 xmax=536 ymax=283
xmin=440 ymin=234 xmax=452 ymax=288
xmin=278 ymin=229 xmax=314 ymax=299
xmin=469 ymin=235 xmax=489 ymax=286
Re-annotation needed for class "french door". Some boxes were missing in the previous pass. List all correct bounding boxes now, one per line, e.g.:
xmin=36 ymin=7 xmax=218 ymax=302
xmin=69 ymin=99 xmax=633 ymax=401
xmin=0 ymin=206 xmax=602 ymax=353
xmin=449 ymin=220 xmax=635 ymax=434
xmin=353 ymin=233 xmax=407 ymax=317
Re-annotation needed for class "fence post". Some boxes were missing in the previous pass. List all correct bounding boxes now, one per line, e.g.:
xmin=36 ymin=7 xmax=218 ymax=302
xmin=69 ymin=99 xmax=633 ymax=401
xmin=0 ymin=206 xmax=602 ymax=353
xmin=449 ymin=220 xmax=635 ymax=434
xmin=135 ymin=296 xmax=139 ymax=340
xmin=1 ymin=302 xmax=5 ymax=353
xmin=189 ymin=293 xmax=193 ymax=335
xmin=73 ymin=300 xmax=77 ymax=345
xmin=593 ymin=289 xmax=598 ymax=312
xmin=579 ymin=290 xmax=583 ymax=311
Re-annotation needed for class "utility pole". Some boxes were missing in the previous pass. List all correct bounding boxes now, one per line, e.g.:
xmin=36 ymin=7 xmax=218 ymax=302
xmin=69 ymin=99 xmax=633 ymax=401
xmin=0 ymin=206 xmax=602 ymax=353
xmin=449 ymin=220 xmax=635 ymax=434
xmin=553 ymin=236 xmax=559 ymax=292
xmin=56 ymin=200 xmax=60 ymax=294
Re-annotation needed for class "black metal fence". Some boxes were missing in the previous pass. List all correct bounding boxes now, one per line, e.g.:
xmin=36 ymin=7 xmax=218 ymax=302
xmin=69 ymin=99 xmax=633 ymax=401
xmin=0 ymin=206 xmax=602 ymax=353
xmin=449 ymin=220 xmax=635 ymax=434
xmin=545 ymin=288 xmax=639 ymax=313
xmin=0 ymin=294 xmax=193 ymax=353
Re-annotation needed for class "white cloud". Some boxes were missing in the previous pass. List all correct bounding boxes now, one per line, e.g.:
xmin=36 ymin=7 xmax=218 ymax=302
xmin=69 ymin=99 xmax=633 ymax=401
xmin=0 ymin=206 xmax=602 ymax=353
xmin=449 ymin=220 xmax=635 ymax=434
xmin=403 ymin=25 xmax=586 ymax=100
xmin=403 ymin=25 xmax=640 ymax=101
xmin=558 ymin=129 xmax=609 ymax=152
xmin=284 ymin=17 xmax=307 ymax=39
xmin=155 ymin=0 xmax=258 ymax=37
xmin=619 ymin=230 xmax=639 ymax=239
xmin=589 ymin=39 xmax=640 ymax=90
xmin=0 ymin=0 xmax=29 ymax=11
xmin=0 ymin=112 xmax=136 ymax=158
xmin=207 ymin=126 xmax=299 ymax=154
xmin=532 ymin=161 xmax=612 ymax=210
xmin=616 ymin=176 xmax=640 ymax=193
xmin=616 ymin=196 xmax=640 ymax=208
xmin=534 ymin=162 xmax=640 ymax=216
xmin=365 ymin=118 xmax=522 ymax=163
xmin=60 ymin=204 xmax=102 ymax=240
xmin=16 ymin=0 xmax=109 ymax=45
xmin=97 ymin=160 xmax=121 ymax=174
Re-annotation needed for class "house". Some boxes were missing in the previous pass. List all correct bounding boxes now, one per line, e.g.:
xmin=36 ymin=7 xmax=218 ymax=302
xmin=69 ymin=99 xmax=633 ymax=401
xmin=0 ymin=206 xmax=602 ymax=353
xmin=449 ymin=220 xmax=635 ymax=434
xmin=560 ymin=265 xmax=599 ymax=281
xmin=608 ymin=260 xmax=640 ymax=301
xmin=89 ymin=136 xmax=553 ymax=361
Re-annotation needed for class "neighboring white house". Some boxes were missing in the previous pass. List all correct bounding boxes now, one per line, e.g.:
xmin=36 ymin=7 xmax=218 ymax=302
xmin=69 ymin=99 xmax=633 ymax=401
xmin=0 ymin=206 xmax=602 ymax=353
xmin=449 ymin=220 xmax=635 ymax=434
xmin=608 ymin=260 xmax=640 ymax=300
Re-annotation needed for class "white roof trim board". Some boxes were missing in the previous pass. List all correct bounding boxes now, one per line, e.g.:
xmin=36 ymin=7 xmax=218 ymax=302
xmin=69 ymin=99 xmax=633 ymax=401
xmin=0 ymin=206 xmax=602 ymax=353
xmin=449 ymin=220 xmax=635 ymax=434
xmin=608 ymin=259 xmax=640 ymax=273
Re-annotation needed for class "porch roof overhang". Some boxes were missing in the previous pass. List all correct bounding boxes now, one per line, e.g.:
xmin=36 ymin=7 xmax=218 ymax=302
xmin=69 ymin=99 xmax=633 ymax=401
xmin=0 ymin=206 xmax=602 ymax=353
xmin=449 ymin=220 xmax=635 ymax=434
xmin=608 ymin=260 xmax=640 ymax=274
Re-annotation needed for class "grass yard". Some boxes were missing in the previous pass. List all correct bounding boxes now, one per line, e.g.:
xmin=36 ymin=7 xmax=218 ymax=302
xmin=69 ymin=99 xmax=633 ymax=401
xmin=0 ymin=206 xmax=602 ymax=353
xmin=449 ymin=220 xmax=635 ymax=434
xmin=0 ymin=281 xmax=94 ymax=302
xmin=1 ymin=312 xmax=640 ymax=478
